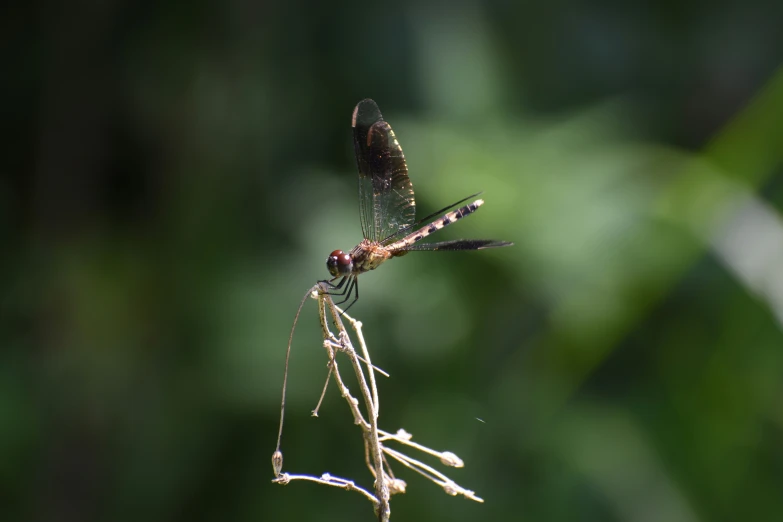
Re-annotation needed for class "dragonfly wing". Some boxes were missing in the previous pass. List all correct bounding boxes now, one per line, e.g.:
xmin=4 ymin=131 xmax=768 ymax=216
xmin=403 ymin=239 xmax=513 ymax=251
xmin=352 ymin=99 xmax=416 ymax=242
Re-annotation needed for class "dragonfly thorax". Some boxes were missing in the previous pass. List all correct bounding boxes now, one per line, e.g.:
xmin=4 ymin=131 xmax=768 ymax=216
xmin=326 ymin=250 xmax=353 ymax=277
xmin=350 ymin=239 xmax=394 ymax=273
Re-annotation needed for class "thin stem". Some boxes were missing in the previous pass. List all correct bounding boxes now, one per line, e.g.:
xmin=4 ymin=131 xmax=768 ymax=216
xmin=322 ymin=293 xmax=390 ymax=521
xmin=275 ymin=285 xmax=319 ymax=457
xmin=274 ymin=283 xmax=484 ymax=520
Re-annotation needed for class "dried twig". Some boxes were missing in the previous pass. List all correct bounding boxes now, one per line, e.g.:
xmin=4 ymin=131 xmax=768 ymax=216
xmin=273 ymin=284 xmax=483 ymax=520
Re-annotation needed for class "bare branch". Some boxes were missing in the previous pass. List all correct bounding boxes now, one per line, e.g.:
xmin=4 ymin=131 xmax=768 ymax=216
xmin=273 ymin=284 xmax=484 ymax=520
xmin=273 ymin=472 xmax=379 ymax=505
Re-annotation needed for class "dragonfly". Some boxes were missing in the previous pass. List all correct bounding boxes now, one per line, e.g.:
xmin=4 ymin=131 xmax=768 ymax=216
xmin=321 ymin=99 xmax=512 ymax=312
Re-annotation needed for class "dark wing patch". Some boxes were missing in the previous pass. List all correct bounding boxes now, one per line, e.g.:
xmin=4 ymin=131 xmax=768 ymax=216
xmin=352 ymin=99 xmax=415 ymax=242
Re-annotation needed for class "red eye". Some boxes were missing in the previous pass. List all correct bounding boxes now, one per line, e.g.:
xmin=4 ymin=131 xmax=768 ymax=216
xmin=326 ymin=250 xmax=353 ymax=277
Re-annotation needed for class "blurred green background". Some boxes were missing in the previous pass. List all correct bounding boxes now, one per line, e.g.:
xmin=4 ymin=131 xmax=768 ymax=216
xmin=4 ymin=1 xmax=783 ymax=521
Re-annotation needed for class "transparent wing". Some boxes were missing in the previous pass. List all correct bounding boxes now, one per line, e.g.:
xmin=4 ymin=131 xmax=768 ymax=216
xmin=352 ymin=99 xmax=416 ymax=242
xmin=402 ymin=239 xmax=513 ymax=251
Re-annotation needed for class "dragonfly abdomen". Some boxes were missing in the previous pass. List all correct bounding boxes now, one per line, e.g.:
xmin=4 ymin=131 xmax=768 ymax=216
xmin=388 ymin=199 xmax=485 ymax=251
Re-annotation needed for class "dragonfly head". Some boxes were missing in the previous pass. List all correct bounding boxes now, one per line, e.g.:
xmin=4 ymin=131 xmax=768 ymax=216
xmin=326 ymin=250 xmax=353 ymax=277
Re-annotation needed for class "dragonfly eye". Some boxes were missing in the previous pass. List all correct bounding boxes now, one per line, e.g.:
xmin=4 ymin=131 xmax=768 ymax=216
xmin=326 ymin=250 xmax=353 ymax=277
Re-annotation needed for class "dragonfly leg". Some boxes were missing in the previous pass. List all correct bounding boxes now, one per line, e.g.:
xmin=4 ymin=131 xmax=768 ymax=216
xmin=333 ymin=277 xmax=357 ymax=306
xmin=338 ymin=277 xmax=360 ymax=314
xmin=318 ymin=277 xmax=350 ymax=296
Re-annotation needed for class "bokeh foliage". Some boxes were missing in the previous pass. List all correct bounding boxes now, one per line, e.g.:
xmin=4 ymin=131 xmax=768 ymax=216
xmin=3 ymin=1 xmax=783 ymax=521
